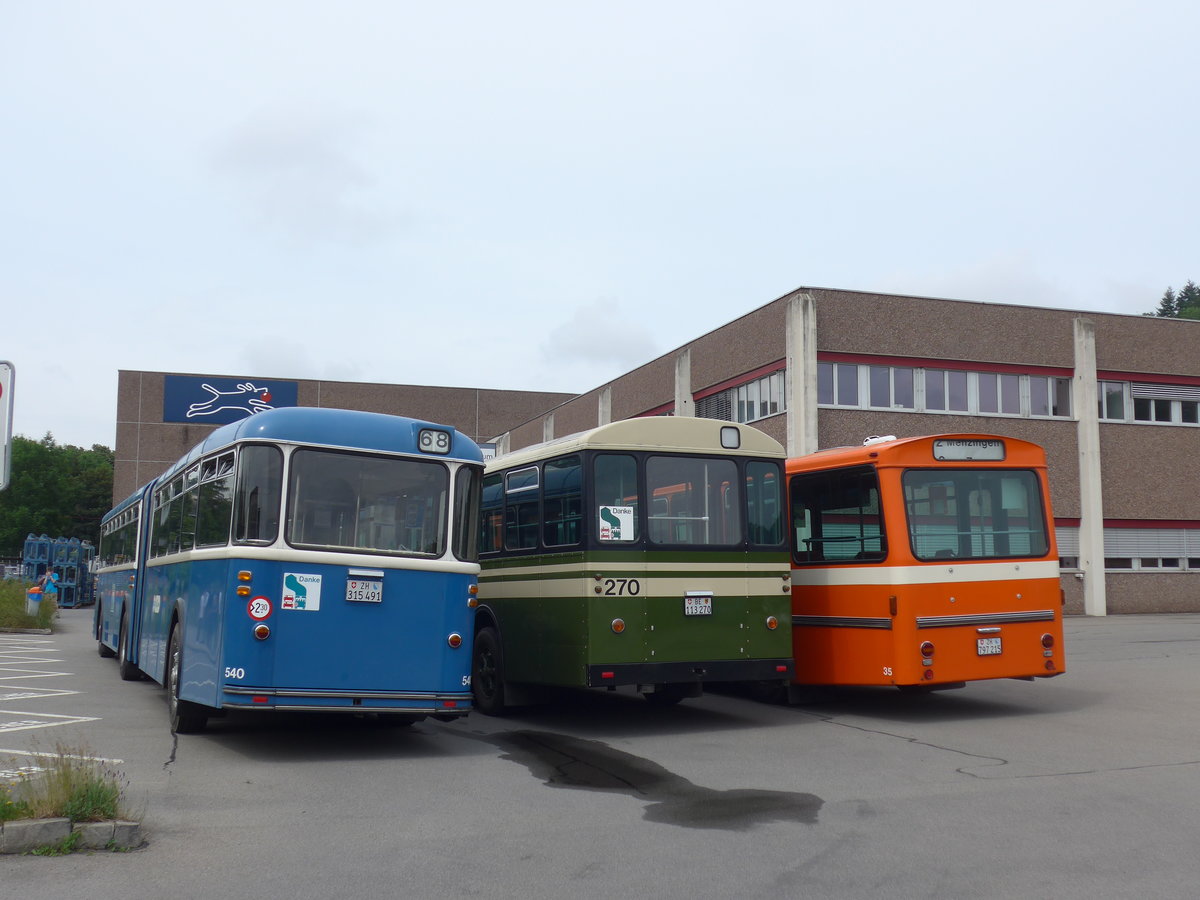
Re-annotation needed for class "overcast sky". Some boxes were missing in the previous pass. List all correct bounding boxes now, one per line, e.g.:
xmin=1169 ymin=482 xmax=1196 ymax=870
xmin=3 ymin=1 xmax=1197 ymax=449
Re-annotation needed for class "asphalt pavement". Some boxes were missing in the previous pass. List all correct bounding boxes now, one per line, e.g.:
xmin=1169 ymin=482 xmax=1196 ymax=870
xmin=2 ymin=608 xmax=1199 ymax=899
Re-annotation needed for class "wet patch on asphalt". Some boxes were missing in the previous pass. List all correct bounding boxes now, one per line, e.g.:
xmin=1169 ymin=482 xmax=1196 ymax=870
xmin=481 ymin=729 xmax=822 ymax=831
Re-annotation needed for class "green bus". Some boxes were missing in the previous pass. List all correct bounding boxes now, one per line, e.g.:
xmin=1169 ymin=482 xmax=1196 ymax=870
xmin=472 ymin=417 xmax=794 ymax=713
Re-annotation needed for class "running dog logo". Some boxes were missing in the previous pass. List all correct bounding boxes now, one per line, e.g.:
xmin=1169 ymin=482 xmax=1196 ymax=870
xmin=187 ymin=382 xmax=275 ymax=419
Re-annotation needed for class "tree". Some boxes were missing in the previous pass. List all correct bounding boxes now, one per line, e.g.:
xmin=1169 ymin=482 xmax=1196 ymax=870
xmin=1149 ymin=280 xmax=1200 ymax=318
xmin=0 ymin=435 xmax=114 ymax=557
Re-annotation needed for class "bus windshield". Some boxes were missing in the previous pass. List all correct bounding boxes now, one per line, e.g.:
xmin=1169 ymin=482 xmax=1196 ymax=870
xmin=902 ymin=468 xmax=1049 ymax=560
xmin=287 ymin=449 xmax=449 ymax=555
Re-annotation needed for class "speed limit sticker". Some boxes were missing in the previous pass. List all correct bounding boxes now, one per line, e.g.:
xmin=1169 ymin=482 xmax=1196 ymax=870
xmin=247 ymin=596 xmax=272 ymax=621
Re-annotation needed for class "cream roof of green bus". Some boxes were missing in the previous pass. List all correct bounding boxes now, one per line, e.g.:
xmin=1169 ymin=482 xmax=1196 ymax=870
xmin=486 ymin=417 xmax=784 ymax=472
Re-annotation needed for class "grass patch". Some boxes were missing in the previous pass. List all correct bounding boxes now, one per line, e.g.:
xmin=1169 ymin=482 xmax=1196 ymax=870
xmin=0 ymin=578 xmax=57 ymax=630
xmin=2 ymin=742 xmax=129 ymax=824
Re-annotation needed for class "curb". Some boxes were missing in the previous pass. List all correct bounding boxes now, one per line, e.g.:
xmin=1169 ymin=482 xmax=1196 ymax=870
xmin=0 ymin=627 xmax=53 ymax=635
xmin=0 ymin=818 xmax=142 ymax=854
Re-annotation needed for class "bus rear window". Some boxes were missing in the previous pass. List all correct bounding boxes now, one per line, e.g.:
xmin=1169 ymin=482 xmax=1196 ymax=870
xmin=790 ymin=466 xmax=886 ymax=563
xmin=287 ymin=449 xmax=449 ymax=556
xmin=902 ymin=469 xmax=1048 ymax=560
xmin=646 ymin=455 xmax=740 ymax=546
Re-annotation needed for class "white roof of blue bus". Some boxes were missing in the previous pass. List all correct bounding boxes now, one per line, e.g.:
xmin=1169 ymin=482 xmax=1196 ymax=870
xmin=487 ymin=417 xmax=784 ymax=472
xmin=105 ymin=408 xmax=482 ymax=521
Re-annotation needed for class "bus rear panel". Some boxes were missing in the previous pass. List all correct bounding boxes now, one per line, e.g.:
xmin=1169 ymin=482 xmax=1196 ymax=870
xmin=788 ymin=434 xmax=1065 ymax=690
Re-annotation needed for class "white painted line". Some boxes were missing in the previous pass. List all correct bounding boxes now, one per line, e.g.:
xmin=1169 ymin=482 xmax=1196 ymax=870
xmin=0 ymin=668 xmax=72 ymax=681
xmin=0 ymin=747 xmax=123 ymax=764
xmin=0 ymin=687 xmax=79 ymax=701
xmin=0 ymin=711 xmax=100 ymax=733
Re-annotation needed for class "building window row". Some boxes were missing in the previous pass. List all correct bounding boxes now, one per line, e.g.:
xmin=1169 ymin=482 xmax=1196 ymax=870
xmin=1057 ymin=526 xmax=1200 ymax=572
xmin=819 ymin=363 xmax=1073 ymax=419
xmin=695 ymin=370 xmax=786 ymax=424
xmin=1099 ymin=381 xmax=1200 ymax=425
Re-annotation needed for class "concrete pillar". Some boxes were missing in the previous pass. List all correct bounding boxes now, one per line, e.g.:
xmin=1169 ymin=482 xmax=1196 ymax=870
xmin=598 ymin=387 xmax=612 ymax=426
xmin=674 ymin=348 xmax=694 ymax=417
xmin=1073 ymin=317 xmax=1107 ymax=616
xmin=543 ymin=413 xmax=555 ymax=443
xmin=785 ymin=292 xmax=819 ymax=457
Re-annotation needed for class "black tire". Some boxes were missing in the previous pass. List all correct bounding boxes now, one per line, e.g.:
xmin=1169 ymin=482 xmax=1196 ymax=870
xmin=166 ymin=622 xmax=208 ymax=734
xmin=643 ymin=684 xmax=689 ymax=706
xmin=98 ymin=640 xmax=115 ymax=659
xmin=471 ymin=626 xmax=507 ymax=716
xmin=117 ymin=611 xmax=140 ymax=681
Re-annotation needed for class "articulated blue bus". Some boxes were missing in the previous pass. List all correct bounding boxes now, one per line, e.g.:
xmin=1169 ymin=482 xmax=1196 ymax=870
xmin=93 ymin=407 xmax=483 ymax=732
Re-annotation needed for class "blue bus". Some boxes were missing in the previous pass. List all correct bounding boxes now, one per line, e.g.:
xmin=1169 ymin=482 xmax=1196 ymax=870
xmin=93 ymin=407 xmax=484 ymax=733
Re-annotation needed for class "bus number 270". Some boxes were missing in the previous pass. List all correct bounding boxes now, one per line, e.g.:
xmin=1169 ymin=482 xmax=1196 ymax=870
xmin=603 ymin=578 xmax=641 ymax=596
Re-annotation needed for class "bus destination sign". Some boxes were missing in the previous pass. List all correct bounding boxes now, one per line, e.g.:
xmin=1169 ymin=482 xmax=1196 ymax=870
xmin=933 ymin=439 xmax=1006 ymax=461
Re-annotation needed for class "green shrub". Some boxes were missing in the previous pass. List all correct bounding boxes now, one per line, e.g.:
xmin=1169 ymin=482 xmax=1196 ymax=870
xmin=0 ymin=579 xmax=57 ymax=630
xmin=3 ymin=742 xmax=128 ymax=823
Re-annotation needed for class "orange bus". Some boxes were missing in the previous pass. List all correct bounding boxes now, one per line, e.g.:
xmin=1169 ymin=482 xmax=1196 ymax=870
xmin=786 ymin=434 xmax=1064 ymax=692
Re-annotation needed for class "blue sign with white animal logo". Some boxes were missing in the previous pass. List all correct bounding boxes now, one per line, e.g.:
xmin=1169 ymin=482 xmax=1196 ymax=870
xmin=163 ymin=375 xmax=299 ymax=424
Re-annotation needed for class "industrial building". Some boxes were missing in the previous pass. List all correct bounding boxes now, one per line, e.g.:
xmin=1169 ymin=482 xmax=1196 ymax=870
xmin=115 ymin=286 xmax=1200 ymax=614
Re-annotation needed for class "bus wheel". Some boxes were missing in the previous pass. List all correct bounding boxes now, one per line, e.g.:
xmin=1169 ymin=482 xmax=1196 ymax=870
xmin=166 ymin=623 xmax=208 ymax=734
xmin=117 ymin=611 xmax=140 ymax=681
xmin=98 ymin=637 xmax=115 ymax=659
xmin=643 ymin=684 xmax=689 ymax=706
xmin=471 ymin=627 xmax=506 ymax=716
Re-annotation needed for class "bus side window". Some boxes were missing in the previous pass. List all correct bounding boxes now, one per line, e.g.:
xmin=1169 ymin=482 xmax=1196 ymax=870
xmin=480 ymin=473 xmax=504 ymax=554
xmin=543 ymin=455 xmax=582 ymax=547
xmin=790 ymin=466 xmax=886 ymax=563
xmin=234 ymin=445 xmax=283 ymax=545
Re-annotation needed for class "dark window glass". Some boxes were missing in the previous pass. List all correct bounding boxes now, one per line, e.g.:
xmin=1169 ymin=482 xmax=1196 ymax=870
xmin=978 ymin=373 xmax=998 ymax=413
xmin=196 ymin=475 xmax=234 ymax=548
xmin=870 ymin=366 xmax=891 ymax=407
xmin=453 ymin=466 xmax=482 ymax=562
xmin=894 ymin=368 xmax=914 ymax=408
xmin=817 ymin=363 xmax=834 ymax=405
xmin=790 ymin=466 xmax=886 ymax=564
xmin=837 ymin=364 xmax=859 ymax=406
xmin=480 ymin=473 xmax=503 ymax=554
xmin=947 ymin=371 xmax=968 ymax=411
xmin=926 ymin=370 xmax=946 ymax=410
xmin=234 ymin=445 xmax=283 ymax=544
xmin=746 ymin=461 xmax=784 ymax=546
xmin=1000 ymin=374 xmax=1020 ymax=414
xmin=903 ymin=469 xmax=1048 ymax=560
xmin=288 ymin=448 xmax=449 ymax=555
xmin=594 ymin=454 xmax=640 ymax=543
xmin=1030 ymin=376 xmax=1050 ymax=417
xmin=647 ymin=456 xmax=740 ymax=545
xmin=543 ymin=456 xmax=582 ymax=547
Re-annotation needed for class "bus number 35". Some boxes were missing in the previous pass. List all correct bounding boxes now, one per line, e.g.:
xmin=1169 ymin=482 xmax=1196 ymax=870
xmin=602 ymin=578 xmax=641 ymax=596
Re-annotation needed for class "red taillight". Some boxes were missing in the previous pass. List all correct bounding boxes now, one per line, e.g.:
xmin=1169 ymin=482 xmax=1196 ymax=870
xmin=1041 ymin=633 xmax=1055 ymax=649
xmin=442 ymin=700 xmax=458 ymax=708
xmin=611 ymin=618 xmax=625 ymax=634
xmin=923 ymin=669 xmax=934 ymax=681
xmin=252 ymin=695 xmax=269 ymax=704
xmin=253 ymin=624 xmax=270 ymax=640
xmin=765 ymin=616 xmax=779 ymax=630
xmin=447 ymin=633 xmax=463 ymax=649
xmin=775 ymin=665 xmax=788 ymax=672
xmin=920 ymin=641 xmax=935 ymax=658
xmin=601 ymin=671 xmax=615 ymax=680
